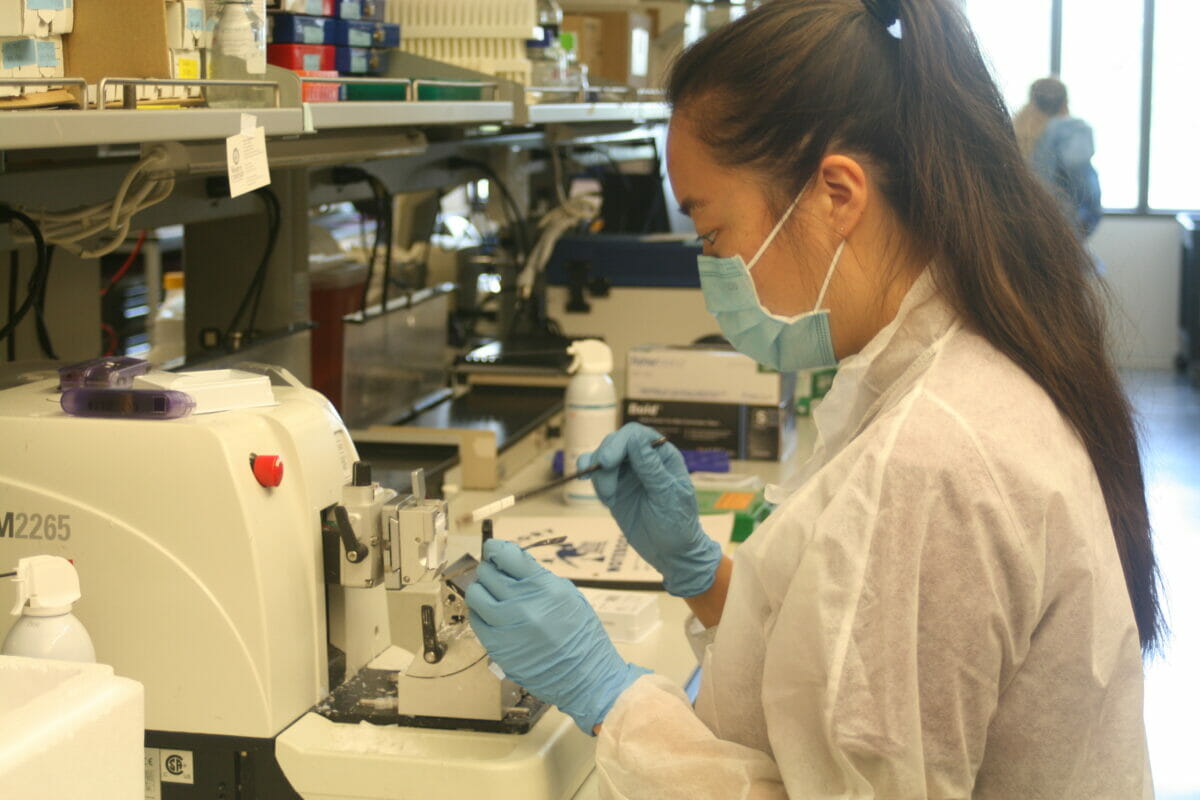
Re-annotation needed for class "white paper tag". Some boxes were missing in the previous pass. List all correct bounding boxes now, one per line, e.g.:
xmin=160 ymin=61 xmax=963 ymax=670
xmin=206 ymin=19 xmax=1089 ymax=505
xmin=144 ymin=749 xmax=162 ymax=800
xmin=225 ymin=114 xmax=271 ymax=198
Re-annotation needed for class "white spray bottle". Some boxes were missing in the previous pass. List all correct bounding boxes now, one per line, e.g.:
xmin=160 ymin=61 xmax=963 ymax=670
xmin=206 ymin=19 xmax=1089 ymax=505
xmin=563 ymin=339 xmax=618 ymax=506
xmin=2 ymin=555 xmax=96 ymax=663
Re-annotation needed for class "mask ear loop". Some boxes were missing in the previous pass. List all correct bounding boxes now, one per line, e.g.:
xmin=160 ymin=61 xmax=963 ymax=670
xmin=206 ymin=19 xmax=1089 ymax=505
xmin=812 ymin=239 xmax=846 ymax=312
xmin=746 ymin=191 xmax=805 ymax=271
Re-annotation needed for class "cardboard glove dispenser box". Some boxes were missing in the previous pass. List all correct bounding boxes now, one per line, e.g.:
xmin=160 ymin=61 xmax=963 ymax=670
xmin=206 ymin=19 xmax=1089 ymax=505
xmin=623 ymin=345 xmax=797 ymax=462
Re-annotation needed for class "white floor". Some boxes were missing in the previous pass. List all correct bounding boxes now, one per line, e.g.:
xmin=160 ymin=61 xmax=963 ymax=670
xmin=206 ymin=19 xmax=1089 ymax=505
xmin=1125 ymin=371 xmax=1200 ymax=800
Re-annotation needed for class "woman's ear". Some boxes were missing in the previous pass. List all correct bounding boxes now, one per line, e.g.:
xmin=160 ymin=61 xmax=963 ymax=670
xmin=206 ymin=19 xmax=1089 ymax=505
xmin=815 ymin=155 xmax=869 ymax=238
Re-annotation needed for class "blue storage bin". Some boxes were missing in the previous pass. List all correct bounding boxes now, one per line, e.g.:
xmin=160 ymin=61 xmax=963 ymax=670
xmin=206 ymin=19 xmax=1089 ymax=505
xmin=269 ymin=14 xmax=335 ymax=45
xmin=335 ymin=45 xmax=389 ymax=75
xmin=335 ymin=0 xmax=386 ymax=21
xmin=333 ymin=19 xmax=400 ymax=48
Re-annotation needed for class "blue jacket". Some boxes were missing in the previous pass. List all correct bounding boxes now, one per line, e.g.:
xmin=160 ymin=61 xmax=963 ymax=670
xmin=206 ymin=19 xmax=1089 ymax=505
xmin=1032 ymin=117 xmax=1103 ymax=237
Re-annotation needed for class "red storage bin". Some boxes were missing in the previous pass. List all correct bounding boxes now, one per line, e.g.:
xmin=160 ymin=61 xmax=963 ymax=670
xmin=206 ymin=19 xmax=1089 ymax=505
xmin=297 ymin=69 xmax=341 ymax=102
xmin=267 ymin=43 xmax=335 ymax=72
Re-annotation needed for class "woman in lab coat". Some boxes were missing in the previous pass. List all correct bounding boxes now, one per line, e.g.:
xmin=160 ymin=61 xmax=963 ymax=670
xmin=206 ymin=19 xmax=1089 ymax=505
xmin=465 ymin=1 xmax=1162 ymax=797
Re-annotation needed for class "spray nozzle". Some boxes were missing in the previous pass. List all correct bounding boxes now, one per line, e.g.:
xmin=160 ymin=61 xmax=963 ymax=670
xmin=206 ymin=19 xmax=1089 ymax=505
xmin=566 ymin=339 xmax=613 ymax=375
xmin=8 ymin=556 xmax=82 ymax=617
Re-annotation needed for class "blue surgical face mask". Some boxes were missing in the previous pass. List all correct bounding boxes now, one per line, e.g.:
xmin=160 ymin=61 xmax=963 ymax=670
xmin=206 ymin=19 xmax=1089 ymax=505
xmin=697 ymin=190 xmax=844 ymax=372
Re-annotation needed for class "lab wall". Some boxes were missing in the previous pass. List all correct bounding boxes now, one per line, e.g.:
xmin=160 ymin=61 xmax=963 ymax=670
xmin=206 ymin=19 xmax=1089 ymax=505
xmin=1092 ymin=215 xmax=1181 ymax=370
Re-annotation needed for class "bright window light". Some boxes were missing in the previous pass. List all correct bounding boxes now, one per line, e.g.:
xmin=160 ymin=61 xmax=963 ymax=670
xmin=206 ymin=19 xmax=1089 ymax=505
xmin=1149 ymin=0 xmax=1200 ymax=211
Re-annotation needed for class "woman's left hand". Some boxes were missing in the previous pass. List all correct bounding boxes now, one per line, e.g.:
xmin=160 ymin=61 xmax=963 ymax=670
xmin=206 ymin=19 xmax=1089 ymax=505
xmin=465 ymin=539 xmax=651 ymax=734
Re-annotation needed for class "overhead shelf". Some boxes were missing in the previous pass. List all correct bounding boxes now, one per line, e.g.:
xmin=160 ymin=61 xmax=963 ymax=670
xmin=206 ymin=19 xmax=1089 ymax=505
xmin=525 ymin=101 xmax=670 ymax=125
xmin=0 ymin=107 xmax=305 ymax=151
xmin=303 ymin=100 xmax=513 ymax=130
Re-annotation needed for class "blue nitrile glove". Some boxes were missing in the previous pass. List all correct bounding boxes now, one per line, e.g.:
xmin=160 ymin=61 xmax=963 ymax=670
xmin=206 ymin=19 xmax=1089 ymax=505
xmin=578 ymin=422 xmax=723 ymax=597
xmin=465 ymin=539 xmax=651 ymax=734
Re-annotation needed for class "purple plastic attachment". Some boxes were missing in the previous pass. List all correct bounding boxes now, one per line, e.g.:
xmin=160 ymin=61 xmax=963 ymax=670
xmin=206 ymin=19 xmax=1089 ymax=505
xmin=58 ymin=357 xmax=152 ymax=390
xmin=60 ymin=388 xmax=195 ymax=420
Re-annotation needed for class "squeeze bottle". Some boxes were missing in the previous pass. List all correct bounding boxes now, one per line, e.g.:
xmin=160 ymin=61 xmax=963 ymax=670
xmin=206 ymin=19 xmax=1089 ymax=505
xmin=2 ymin=555 xmax=96 ymax=663
xmin=563 ymin=339 xmax=617 ymax=506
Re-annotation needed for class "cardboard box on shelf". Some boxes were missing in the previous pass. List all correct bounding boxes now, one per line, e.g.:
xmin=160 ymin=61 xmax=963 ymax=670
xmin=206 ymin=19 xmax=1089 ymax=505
xmin=562 ymin=14 xmax=601 ymax=76
xmin=0 ymin=0 xmax=74 ymax=38
xmin=64 ymin=0 xmax=172 ymax=88
xmin=591 ymin=11 xmax=652 ymax=89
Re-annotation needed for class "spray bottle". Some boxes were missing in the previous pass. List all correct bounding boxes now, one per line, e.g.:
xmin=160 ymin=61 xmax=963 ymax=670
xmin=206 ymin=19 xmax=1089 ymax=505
xmin=1 ymin=555 xmax=96 ymax=663
xmin=563 ymin=339 xmax=617 ymax=506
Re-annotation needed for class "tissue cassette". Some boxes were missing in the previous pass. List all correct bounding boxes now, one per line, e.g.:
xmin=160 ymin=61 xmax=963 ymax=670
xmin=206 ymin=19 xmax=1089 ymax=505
xmin=0 ymin=0 xmax=74 ymax=37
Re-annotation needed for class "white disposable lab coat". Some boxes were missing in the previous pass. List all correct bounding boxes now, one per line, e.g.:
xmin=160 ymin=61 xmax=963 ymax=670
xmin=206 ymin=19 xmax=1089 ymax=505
xmin=595 ymin=272 xmax=1152 ymax=799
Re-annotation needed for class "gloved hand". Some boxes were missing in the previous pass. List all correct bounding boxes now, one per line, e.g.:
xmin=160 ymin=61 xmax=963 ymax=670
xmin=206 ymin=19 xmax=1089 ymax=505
xmin=466 ymin=539 xmax=651 ymax=734
xmin=578 ymin=423 xmax=722 ymax=597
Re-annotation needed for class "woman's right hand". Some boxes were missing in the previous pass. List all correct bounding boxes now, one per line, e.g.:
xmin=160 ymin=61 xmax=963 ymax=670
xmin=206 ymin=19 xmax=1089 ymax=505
xmin=579 ymin=423 xmax=723 ymax=597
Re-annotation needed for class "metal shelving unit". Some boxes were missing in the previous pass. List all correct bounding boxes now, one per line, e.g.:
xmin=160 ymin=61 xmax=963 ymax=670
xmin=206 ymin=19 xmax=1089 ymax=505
xmin=303 ymin=100 xmax=513 ymax=131
xmin=526 ymin=101 xmax=669 ymax=125
xmin=0 ymin=107 xmax=306 ymax=151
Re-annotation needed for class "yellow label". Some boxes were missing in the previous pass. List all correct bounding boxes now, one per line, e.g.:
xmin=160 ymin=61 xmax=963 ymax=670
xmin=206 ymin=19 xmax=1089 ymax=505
xmin=714 ymin=491 xmax=756 ymax=511
xmin=176 ymin=57 xmax=200 ymax=80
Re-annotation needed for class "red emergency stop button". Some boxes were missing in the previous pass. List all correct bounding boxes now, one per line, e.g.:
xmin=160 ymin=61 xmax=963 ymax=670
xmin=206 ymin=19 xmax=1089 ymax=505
xmin=252 ymin=455 xmax=284 ymax=488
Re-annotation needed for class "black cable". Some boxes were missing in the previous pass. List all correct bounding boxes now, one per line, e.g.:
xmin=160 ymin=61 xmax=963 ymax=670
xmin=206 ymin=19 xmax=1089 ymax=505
xmin=225 ymin=187 xmax=281 ymax=345
xmin=244 ymin=188 xmax=281 ymax=339
xmin=6 ymin=251 xmax=17 ymax=361
xmin=366 ymin=175 xmax=394 ymax=312
xmin=0 ymin=207 xmax=49 ymax=350
xmin=33 ymin=245 xmax=57 ymax=360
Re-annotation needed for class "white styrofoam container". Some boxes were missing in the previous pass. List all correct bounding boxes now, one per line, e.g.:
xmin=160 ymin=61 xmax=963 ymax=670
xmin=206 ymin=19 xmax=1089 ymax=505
xmin=134 ymin=369 xmax=277 ymax=415
xmin=0 ymin=0 xmax=74 ymax=38
xmin=0 ymin=655 xmax=144 ymax=800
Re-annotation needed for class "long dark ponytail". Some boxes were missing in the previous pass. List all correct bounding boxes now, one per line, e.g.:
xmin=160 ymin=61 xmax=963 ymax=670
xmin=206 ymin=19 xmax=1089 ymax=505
xmin=669 ymin=0 xmax=1163 ymax=653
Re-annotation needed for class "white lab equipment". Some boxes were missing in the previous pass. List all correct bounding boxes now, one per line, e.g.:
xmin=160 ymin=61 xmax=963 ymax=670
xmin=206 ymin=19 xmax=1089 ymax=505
xmin=0 ymin=364 xmax=594 ymax=799
xmin=593 ymin=273 xmax=1152 ymax=799
xmin=563 ymin=339 xmax=617 ymax=506
xmin=0 ymin=655 xmax=144 ymax=800
xmin=1 ymin=555 xmax=96 ymax=662
xmin=148 ymin=271 xmax=186 ymax=366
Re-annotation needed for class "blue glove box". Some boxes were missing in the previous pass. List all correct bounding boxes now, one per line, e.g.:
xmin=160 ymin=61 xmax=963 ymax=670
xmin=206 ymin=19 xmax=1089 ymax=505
xmin=335 ymin=45 xmax=389 ymax=75
xmin=333 ymin=19 xmax=400 ymax=48
xmin=335 ymin=0 xmax=387 ymax=21
xmin=270 ymin=14 xmax=336 ymax=45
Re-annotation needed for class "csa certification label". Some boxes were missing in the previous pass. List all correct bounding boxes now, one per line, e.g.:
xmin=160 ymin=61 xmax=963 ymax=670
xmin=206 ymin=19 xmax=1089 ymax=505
xmin=160 ymin=749 xmax=195 ymax=784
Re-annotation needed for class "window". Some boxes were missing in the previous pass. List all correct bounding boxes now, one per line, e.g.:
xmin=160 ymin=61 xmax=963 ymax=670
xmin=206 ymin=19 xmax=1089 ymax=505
xmin=964 ymin=0 xmax=1198 ymax=213
xmin=962 ymin=0 xmax=1053 ymax=115
xmin=1060 ymin=0 xmax=1144 ymax=209
xmin=1149 ymin=0 xmax=1200 ymax=211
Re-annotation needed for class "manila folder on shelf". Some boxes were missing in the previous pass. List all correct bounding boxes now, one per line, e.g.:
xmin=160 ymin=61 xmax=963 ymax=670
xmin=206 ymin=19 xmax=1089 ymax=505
xmin=490 ymin=514 xmax=735 ymax=590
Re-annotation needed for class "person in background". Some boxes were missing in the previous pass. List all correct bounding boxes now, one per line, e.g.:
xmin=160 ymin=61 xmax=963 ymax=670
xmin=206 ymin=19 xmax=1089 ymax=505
xmin=1014 ymin=76 xmax=1104 ymax=238
xmin=465 ymin=1 xmax=1160 ymax=797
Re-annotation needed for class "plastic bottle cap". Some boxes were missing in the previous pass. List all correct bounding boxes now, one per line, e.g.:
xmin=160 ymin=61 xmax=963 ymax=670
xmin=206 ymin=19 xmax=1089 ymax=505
xmin=567 ymin=339 xmax=613 ymax=374
xmin=163 ymin=272 xmax=185 ymax=291
xmin=10 ymin=555 xmax=82 ymax=617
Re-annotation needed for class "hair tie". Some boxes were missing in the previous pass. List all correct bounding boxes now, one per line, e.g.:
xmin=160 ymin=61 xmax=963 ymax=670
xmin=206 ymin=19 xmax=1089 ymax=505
xmin=861 ymin=0 xmax=902 ymax=38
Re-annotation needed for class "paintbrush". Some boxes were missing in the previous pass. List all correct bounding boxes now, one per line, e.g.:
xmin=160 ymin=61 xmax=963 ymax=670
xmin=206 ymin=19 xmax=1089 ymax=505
xmin=455 ymin=436 xmax=669 ymax=527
